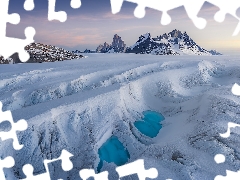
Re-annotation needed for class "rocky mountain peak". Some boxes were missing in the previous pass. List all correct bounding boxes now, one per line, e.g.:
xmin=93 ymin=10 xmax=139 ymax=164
xmin=141 ymin=32 xmax=151 ymax=39
xmin=112 ymin=34 xmax=126 ymax=49
xmin=96 ymin=34 xmax=126 ymax=53
xmin=126 ymin=29 xmax=222 ymax=56
xmin=94 ymin=29 xmax=221 ymax=56
xmin=168 ymin=29 xmax=183 ymax=38
xmin=135 ymin=33 xmax=152 ymax=44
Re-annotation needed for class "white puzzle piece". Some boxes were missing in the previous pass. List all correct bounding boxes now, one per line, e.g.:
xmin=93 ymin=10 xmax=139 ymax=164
xmin=21 ymin=149 xmax=74 ymax=180
xmin=0 ymin=156 xmax=15 ymax=180
xmin=110 ymin=0 xmax=240 ymax=36
xmin=0 ymin=102 xmax=28 ymax=150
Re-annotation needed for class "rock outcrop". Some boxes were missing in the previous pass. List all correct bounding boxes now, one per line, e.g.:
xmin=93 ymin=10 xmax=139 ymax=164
xmin=0 ymin=43 xmax=84 ymax=64
xmin=208 ymin=50 xmax=222 ymax=55
xmin=96 ymin=34 xmax=126 ymax=53
xmin=0 ymin=56 xmax=13 ymax=64
xmin=96 ymin=42 xmax=111 ymax=53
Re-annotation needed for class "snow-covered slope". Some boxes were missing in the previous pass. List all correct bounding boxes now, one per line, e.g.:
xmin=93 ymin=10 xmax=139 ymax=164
xmin=0 ymin=54 xmax=239 ymax=180
xmin=126 ymin=29 xmax=222 ymax=56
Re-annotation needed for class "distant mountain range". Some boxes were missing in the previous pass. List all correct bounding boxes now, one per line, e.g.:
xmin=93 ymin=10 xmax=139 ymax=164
xmin=125 ymin=30 xmax=221 ymax=55
xmin=0 ymin=43 xmax=84 ymax=64
xmin=0 ymin=29 xmax=223 ymax=65
xmin=75 ymin=29 xmax=222 ymax=56
xmin=73 ymin=34 xmax=127 ymax=54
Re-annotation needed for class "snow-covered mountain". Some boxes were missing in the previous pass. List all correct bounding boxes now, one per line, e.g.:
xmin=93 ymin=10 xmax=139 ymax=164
xmin=126 ymin=29 xmax=222 ymax=55
xmin=0 ymin=43 xmax=84 ymax=64
xmin=96 ymin=34 xmax=126 ymax=53
xmin=126 ymin=32 xmax=179 ymax=55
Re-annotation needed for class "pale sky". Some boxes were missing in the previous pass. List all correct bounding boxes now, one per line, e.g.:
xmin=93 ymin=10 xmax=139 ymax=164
xmin=8 ymin=0 xmax=240 ymax=55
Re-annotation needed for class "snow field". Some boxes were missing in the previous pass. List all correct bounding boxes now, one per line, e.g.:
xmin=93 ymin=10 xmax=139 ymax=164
xmin=0 ymin=54 xmax=240 ymax=179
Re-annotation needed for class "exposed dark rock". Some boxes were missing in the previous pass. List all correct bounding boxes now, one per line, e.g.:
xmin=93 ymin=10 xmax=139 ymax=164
xmin=96 ymin=42 xmax=111 ymax=53
xmin=83 ymin=49 xmax=96 ymax=53
xmin=72 ymin=50 xmax=82 ymax=53
xmin=0 ymin=43 xmax=84 ymax=64
xmin=96 ymin=34 xmax=126 ymax=53
xmin=126 ymin=29 xmax=222 ymax=55
xmin=208 ymin=50 xmax=222 ymax=55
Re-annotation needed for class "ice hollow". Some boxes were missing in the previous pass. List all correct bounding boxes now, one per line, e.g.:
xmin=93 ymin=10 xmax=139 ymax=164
xmin=134 ymin=111 xmax=165 ymax=138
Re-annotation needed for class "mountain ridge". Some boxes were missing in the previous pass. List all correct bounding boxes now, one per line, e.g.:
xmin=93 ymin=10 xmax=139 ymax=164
xmin=0 ymin=43 xmax=84 ymax=64
xmin=77 ymin=29 xmax=222 ymax=56
xmin=126 ymin=29 xmax=222 ymax=55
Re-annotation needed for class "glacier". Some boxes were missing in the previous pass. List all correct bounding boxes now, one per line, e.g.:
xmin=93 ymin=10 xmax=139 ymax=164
xmin=0 ymin=53 xmax=240 ymax=179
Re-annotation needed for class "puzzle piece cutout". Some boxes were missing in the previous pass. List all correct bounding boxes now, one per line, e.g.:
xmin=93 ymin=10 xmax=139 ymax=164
xmin=110 ymin=0 xmax=240 ymax=36
xmin=48 ymin=0 xmax=81 ymax=22
xmin=110 ymin=0 xmax=206 ymax=28
xmin=0 ymin=101 xmax=28 ymax=150
xmin=24 ymin=0 xmax=35 ymax=11
xmin=80 ymin=159 xmax=157 ymax=180
xmin=232 ymin=83 xmax=240 ymax=96
xmin=206 ymin=0 xmax=240 ymax=36
xmin=21 ymin=149 xmax=73 ymax=180
xmin=220 ymin=122 xmax=240 ymax=138
xmin=215 ymin=170 xmax=240 ymax=180
xmin=24 ymin=0 xmax=81 ymax=22
xmin=116 ymin=159 xmax=158 ymax=180
xmin=0 ymin=0 xmax=82 ymax=62
xmin=80 ymin=169 xmax=109 ymax=180
xmin=215 ymin=154 xmax=226 ymax=164
xmin=213 ymin=83 xmax=240 ymax=179
xmin=214 ymin=153 xmax=240 ymax=180
xmin=0 ymin=0 xmax=35 ymax=62
xmin=0 ymin=156 xmax=15 ymax=180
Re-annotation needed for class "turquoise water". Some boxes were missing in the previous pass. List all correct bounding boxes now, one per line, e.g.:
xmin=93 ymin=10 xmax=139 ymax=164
xmin=97 ymin=136 xmax=130 ymax=172
xmin=134 ymin=110 xmax=165 ymax=138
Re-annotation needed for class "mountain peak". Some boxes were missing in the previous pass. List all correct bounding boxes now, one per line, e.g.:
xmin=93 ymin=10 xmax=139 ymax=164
xmin=126 ymin=29 xmax=222 ymax=56
xmin=168 ymin=29 xmax=183 ymax=38
xmin=96 ymin=34 xmax=126 ymax=53
xmin=94 ymin=30 xmax=221 ymax=56
xmin=138 ymin=33 xmax=151 ymax=41
xmin=143 ymin=32 xmax=151 ymax=37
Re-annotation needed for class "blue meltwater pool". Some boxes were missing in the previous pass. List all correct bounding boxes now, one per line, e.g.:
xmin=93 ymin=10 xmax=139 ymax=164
xmin=97 ymin=136 xmax=130 ymax=172
xmin=134 ymin=110 xmax=165 ymax=138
